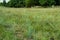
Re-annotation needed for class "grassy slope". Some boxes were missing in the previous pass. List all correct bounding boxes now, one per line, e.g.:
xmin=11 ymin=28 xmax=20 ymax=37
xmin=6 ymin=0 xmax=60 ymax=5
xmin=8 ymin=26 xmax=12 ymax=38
xmin=0 ymin=7 xmax=60 ymax=40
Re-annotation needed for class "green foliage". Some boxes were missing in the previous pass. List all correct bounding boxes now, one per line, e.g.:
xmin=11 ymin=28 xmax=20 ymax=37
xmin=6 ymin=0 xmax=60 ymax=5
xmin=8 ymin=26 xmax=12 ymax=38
xmin=25 ymin=0 xmax=34 ymax=7
xmin=25 ymin=0 xmax=31 ymax=7
xmin=55 ymin=0 xmax=60 ymax=5
xmin=47 ymin=0 xmax=55 ymax=6
xmin=0 ymin=3 xmax=3 ymax=6
xmin=39 ymin=0 xmax=55 ymax=6
xmin=34 ymin=0 xmax=39 ymax=5
xmin=39 ymin=0 xmax=47 ymax=6
xmin=7 ymin=0 xmax=25 ymax=7
xmin=3 ymin=0 xmax=6 ymax=6
xmin=1 ymin=0 xmax=60 ymax=7
xmin=25 ymin=0 xmax=39 ymax=7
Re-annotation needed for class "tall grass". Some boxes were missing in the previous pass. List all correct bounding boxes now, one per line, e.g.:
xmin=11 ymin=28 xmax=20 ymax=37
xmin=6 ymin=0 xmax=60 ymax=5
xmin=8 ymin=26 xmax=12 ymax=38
xmin=0 ymin=7 xmax=60 ymax=40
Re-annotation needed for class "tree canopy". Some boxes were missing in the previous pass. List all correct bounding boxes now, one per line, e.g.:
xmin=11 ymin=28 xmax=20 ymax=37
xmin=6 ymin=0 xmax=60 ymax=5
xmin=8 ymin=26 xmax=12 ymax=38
xmin=0 ymin=0 xmax=60 ymax=7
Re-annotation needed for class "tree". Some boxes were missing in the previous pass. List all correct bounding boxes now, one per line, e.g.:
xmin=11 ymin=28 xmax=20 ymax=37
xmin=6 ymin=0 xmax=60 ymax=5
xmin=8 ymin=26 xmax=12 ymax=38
xmin=0 ymin=3 xmax=3 ymax=6
xmin=34 ymin=0 xmax=39 ymax=6
xmin=55 ymin=0 xmax=60 ymax=5
xmin=39 ymin=0 xmax=55 ymax=6
xmin=47 ymin=0 xmax=55 ymax=6
xmin=2 ymin=0 xmax=60 ymax=7
xmin=39 ymin=0 xmax=47 ymax=6
xmin=8 ymin=0 xmax=25 ymax=7
xmin=25 ymin=0 xmax=35 ymax=7
xmin=3 ymin=0 xmax=6 ymax=6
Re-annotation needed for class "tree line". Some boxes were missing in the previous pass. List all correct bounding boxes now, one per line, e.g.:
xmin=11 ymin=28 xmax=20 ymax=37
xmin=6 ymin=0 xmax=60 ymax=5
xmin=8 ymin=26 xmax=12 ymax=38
xmin=0 ymin=0 xmax=60 ymax=8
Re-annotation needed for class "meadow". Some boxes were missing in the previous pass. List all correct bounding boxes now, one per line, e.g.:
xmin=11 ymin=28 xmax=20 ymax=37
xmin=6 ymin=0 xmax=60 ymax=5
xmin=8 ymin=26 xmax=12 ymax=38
xmin=0 ymin=7 xmax=60 ymax=40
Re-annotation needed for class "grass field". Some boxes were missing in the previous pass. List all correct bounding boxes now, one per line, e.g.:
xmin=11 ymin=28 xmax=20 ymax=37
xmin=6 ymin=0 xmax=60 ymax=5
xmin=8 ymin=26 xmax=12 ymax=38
xmin=0 ymin=7 xmax=60 ymax=40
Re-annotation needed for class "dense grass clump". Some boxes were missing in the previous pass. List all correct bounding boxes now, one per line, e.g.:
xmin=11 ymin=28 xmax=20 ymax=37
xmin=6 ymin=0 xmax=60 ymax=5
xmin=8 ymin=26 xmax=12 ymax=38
xmin=0 ymin=7 xmax=60 ymax=40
